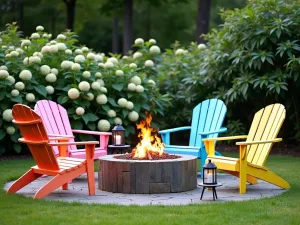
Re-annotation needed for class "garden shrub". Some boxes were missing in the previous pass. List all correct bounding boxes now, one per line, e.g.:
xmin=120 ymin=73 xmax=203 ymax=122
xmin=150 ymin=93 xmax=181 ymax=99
xmin=0 ymin=23 xmax=172 ymax=154
xmin=184 ymin=0 xmax=300 ymax=141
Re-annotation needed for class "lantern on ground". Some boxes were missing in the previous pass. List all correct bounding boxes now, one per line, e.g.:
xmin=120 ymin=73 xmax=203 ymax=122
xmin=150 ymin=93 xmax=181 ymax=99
xmin=203 ymin=159 xmax=217 ymax=185
xmin=112 ymin=125 xmax=125 ymax=146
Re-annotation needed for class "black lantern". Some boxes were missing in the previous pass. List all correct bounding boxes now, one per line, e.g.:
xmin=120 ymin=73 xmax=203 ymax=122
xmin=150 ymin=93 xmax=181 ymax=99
xmin=202 ymin=159 xmax=217 ymax=185
xmin=112 ymin=125 xmax=125 ymax=146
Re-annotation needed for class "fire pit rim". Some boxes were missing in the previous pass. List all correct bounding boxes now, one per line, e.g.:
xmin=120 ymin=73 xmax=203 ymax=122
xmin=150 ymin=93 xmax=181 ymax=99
xmin=98 ymin=154 xmax=197 ymax=162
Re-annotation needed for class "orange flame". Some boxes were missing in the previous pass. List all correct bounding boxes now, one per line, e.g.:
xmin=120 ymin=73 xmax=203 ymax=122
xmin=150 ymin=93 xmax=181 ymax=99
xmin=133 ymin=113 xmax=165 ymax=159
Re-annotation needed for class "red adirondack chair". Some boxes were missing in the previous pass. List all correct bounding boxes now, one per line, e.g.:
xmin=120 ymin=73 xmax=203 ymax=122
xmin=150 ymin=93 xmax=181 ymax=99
xmin=6 ymin=104 xmax=98 ymax=199
xmin=34 ymin=100 xmax=111 ymax=159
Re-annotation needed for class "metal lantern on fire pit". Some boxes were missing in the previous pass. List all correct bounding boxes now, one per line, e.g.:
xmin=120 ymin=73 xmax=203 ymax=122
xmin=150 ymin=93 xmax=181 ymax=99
xmin=203 ymin=159 xmax=217 ymax=185
xmin=112 ymin=124 xmax=125 ymax=146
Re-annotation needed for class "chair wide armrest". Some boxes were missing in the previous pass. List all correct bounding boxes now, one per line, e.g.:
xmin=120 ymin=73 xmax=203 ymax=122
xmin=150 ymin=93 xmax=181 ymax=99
xmin=202 ymin=135 xmax=247 ymax=157
xmin=203 ymin=135 xmax=248 ymax=142
xmin=48 ymin=141 xmax=99 ymax=146
xmin=48 ymin=134 xmax=74 ymax=138
xmin=158 ymin=126 xmax=191 ymax=134
xmin=49 ymin=137 xmax=74 ymax=141
xmin=49 ymin=141 xmax=98 ymax=159
xmin=199 ymin=127 xmax=227 ymax=136
xmin=236 ymin=138 xmax=282 ymax=146
xmin=158 ymin=126 xmax=191 ymax=145
xmin=71 ymin=129 xmax=112 ymax=136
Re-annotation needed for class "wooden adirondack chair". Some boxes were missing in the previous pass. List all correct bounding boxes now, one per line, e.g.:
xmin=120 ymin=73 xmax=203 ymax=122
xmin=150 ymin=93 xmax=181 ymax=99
xmin=6 ymin=104 xmax=98 ymax=199
xmin=34 ymin=100 xmax=111 ymax=160
xmin=158 ymin=99 xmax=227 ymax=173
xmin=203 ymin=103 xmax=290 ymax=194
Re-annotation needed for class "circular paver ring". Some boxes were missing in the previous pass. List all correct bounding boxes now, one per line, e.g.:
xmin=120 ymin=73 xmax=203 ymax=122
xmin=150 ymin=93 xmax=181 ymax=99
xmin=4 ymin=173 xmax=288 ymax=205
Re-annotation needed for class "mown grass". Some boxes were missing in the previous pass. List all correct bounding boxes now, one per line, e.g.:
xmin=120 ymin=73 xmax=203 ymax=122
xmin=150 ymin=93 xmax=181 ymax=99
xmin=1 ymin=154 xmax=300 ymax=225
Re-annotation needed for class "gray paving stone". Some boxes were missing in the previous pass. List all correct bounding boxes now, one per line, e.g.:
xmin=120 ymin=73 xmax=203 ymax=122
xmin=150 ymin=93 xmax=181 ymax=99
xmin=3 ymin=172 xmax=288 ymax=205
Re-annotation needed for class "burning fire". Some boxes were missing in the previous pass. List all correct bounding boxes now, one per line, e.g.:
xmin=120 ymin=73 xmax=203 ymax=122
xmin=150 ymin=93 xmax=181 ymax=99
xmin=133 ymin=113 xmax=165 ymax=159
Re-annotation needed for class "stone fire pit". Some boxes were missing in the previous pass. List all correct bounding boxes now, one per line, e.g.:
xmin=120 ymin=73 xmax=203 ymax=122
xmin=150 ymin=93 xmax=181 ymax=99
xmin=98 ymin=154 xmax=197 ymax=194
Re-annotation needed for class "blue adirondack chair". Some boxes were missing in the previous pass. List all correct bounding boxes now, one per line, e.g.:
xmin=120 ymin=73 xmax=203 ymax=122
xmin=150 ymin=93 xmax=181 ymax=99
xmin=158 ymin=99 xmax=227 ymax=175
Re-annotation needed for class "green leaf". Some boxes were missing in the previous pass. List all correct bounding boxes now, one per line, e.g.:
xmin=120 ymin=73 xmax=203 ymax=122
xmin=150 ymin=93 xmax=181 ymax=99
xmin=266 ymin=57 xmax=274 ymax=65
xmin=11 ymin=95 xmax=23 ymax=103
xmin=72 ymin=120 xmax=83 ymax=129
xmin=63 ymin=86 xmax=71 ymax=91
xmin=10 ymin=132 xmax=21 ymax=142
xmin=276 ymin=29 xmax=281 ymax=39
xmin=151 ymin=121 xmax=159 ymax=129
xmin=13 ymin=143 xmax=22 ymax=153
xmin=127 ymin=93 xmax=134 ymax=99
xmin=142 ymin=104 xmax=151 ymax=111
xmin=0 ymin=92 xmax=5 ymax=101
xmin=68 ymin=108 xmax=76 ymax=115
xmin=82 ymin=113 xmax=99 ymax=124
xmin=102 ymin=105 xmax=110 ymax=112
xmin=82 ymin=114 xmax=90 ymax=125
xmin=108 ymin=98 xmax=118 ymax=107
xmin=0 ymin=130 xmax=6 ymax=140
xmin=87 ymin=122 xmax=96 ymax=131
xmin=127 ymin=125 xmax=136 ymax=135
xmin=122 ymin=109 xmax=129 ymax=118
xmin=34 ymin=85 xmax=47 ymax=97
xmin=112 ymin=83 xmax=124 ymax=91
xmin=88 ymin=113 xmax=99 ymax=122
xmin=134 ymin=103 xmax=141 ymax=112
xmin=79 ymin=133 xmax=96 ymax=141
xmin=0 ymin=145 xmax=5 ymax=154
xmin=58 ymin=96 xmax=69 ymax=104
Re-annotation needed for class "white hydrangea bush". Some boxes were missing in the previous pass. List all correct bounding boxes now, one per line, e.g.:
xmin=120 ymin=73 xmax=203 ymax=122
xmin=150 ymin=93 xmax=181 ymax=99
xmin=0 ymin=23 xmax=172 ymax=153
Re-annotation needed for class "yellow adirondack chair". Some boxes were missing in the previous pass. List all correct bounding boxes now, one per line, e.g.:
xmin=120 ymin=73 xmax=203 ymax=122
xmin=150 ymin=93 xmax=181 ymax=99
xmin=203 ymin=103 xmax=290 ymax=194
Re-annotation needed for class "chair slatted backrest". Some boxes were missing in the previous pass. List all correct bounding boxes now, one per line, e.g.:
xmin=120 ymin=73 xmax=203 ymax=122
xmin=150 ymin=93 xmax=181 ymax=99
xmin=35 ymin=100 xmax=76 ymax=155
xmin=189 ymin=99 xmax=227 ymax=147
xmin=246 ymin=104 xmax=285 ymax=166
xmin=12 ymin=104 xmax=60 ymax=171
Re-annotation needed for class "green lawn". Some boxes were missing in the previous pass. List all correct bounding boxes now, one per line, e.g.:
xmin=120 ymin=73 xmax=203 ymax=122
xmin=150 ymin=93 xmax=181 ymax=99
xmin=1 ymin=154 xmax=300 ymax=225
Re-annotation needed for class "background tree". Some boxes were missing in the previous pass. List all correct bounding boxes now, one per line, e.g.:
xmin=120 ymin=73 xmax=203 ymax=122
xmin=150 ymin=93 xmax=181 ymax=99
xmin=0 ymin=0 xmax=247 ymax=52
xmin=196 ymin=0 xmax=211 ymax=43
xmin=62 ymin=0 xmax=76 ymax=30
xmin=123 ymin=0 xmax=133 ymax=54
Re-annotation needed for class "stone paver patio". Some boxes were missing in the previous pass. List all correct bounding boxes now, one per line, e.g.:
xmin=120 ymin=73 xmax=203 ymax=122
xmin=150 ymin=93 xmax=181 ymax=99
xmin=4 ymin=172 xmax=287 ymax=205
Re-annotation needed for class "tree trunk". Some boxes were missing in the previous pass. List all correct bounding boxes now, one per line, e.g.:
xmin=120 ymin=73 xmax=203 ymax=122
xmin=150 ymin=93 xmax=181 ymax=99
xmin=112 ymin=17 xmax=119 ymax=54
xmin=51 ymin=13 xmax=56 ymax=37
xmin=18 ymin=1 xmax=24 ymax=33
xmin=123 ymin=0 xmax=133 ymax=55
xmin=145 ymin=5 xmax=151 ymax=40
xmin=63 ymin=0 xmax=76 ymax=31
xmin=196 ymin=0 xmax=211 ymax=43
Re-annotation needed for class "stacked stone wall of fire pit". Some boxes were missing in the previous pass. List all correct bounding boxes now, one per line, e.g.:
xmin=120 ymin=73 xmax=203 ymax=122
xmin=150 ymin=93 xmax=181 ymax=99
xmin=98 ymin=155 xmax=197 ymax=194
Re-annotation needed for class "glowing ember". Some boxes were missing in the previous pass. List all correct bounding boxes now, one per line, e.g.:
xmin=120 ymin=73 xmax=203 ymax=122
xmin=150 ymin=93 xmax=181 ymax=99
xmin=132 ymin=113 xmax=165 ymax=159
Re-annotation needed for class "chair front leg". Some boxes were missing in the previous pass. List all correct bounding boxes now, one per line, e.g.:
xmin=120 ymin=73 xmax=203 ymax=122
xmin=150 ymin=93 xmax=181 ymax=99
xmin=239 ymin=145 xmax=247 ymax=194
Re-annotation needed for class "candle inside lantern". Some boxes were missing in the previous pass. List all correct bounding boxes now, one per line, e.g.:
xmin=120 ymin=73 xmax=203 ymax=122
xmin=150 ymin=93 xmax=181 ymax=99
xmin=207 ymin=173 xmax=213 ymax=183
xmin=115 ymin=135 xmax=121 ymax=145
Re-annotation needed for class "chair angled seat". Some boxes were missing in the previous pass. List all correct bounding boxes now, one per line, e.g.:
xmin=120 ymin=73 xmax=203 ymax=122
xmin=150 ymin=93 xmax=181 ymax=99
xmin=6 ymin=104 xmax=98 ymax=199
xmin=203 ymin=103 xmax=290 ymax=194
xmin=158 ymin=99 xmax=227 ymax=174
xmin=35 ymin=100 xmax=111 ymax=159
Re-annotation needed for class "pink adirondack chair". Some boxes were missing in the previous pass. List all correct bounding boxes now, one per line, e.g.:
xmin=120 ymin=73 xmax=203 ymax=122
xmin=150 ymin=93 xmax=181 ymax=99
xmin=34 ymin=100 xmax=111 ymax=160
